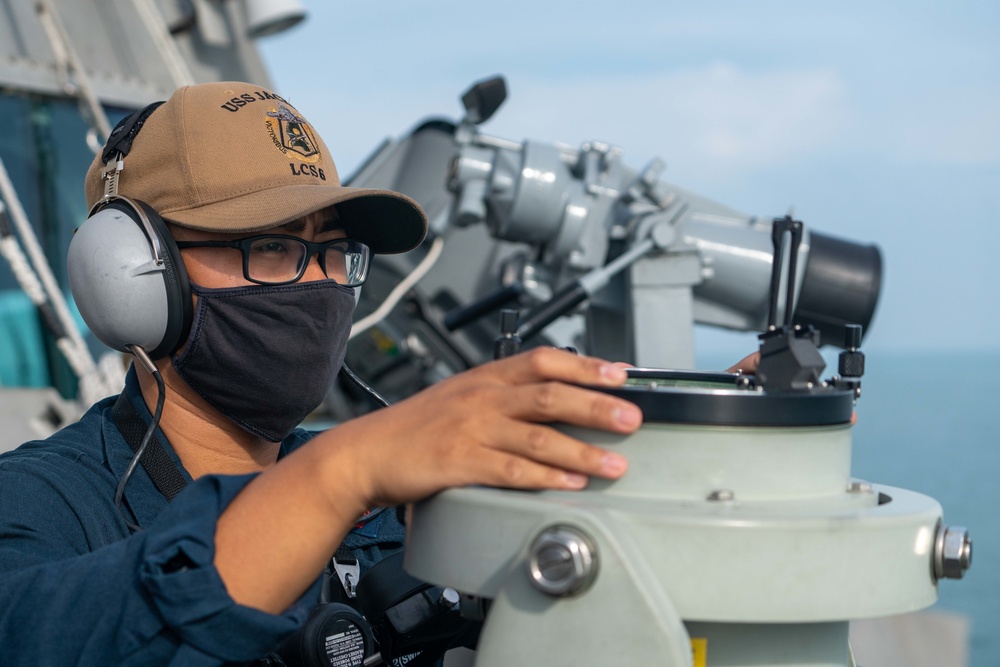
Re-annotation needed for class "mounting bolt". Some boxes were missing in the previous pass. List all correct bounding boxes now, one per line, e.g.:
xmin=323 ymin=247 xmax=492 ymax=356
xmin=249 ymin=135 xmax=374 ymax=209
xmin=847 ymin=480 xmax=873 ymax=494
xmin=933 ymin=525 xmax=973 ymax=581
xmin=527 ymin=525 xmax=598 ymax=596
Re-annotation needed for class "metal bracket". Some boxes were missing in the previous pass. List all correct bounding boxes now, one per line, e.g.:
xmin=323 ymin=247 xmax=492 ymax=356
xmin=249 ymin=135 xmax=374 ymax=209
xmin=333 ymin=553 xmax=361 ymax=599
xmin=101 ymin=154 xmax=124 ymax=199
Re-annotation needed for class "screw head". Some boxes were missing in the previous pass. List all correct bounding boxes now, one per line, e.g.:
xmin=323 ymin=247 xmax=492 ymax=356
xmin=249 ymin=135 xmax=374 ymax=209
xmin=848 ymin=480 xmax=873 ymax=494
xmin=527 ymin=525 xmax=598 ymax=597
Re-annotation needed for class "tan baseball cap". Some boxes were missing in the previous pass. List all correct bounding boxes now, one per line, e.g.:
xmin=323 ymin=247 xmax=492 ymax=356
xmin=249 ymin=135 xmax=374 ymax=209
xmin=84 ymin=81 xmax=427 ymax=254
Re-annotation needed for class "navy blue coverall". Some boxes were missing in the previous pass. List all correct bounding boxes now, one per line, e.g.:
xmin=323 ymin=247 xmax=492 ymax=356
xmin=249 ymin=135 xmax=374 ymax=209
xmin=0 ymin=367 xmax=403 ymax=665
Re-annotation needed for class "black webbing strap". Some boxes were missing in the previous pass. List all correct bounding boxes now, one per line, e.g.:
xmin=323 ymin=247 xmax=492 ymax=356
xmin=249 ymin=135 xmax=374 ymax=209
xmin=101 ymin=101 xmax=165 ymax=164
xmin=334 ymin=545 xmax=358 ymax=567
xmin=111 ymin=392 xmax=188 ymax=502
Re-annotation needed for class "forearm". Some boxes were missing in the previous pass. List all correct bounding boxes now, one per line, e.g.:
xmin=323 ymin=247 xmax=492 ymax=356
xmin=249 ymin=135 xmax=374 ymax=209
xmin=214 ymin=434 xmax=370 ymax=613
xmin=215 ymin=348 xmax=641 ymax=613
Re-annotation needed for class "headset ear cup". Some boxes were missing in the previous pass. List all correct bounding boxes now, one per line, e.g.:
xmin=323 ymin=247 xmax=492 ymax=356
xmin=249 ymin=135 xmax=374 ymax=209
xmin=68 ymin=199 xmax=192 ymax=360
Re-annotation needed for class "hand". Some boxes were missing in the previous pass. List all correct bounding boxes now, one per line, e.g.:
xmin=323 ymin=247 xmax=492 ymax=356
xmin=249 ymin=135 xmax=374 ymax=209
xmin=726 ymin=351 xmax=760 ymax=374
xmin=332 ymin=347 xmax=642 ymax=507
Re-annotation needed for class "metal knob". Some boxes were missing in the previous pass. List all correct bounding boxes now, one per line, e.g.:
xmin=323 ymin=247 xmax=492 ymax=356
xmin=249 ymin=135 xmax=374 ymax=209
xmin=494 ymin=309 xmax=522 ymax=360
xmin=439 ymin=587 xmax=461 ymax=610
xmin=933 ymin=525 xmax=972 ymax=581
xmin=527 ymin=525 xmax=598 ymax=596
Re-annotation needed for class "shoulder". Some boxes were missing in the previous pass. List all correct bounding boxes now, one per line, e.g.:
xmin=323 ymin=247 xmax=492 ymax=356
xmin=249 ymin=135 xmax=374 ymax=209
xmin=0 ymin=399 xmax=122 ymax=566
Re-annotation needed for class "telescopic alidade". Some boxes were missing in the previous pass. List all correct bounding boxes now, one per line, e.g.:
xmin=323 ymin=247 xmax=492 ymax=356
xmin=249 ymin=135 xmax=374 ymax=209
xmin=402 ymin=217 xmax=971 ymax=667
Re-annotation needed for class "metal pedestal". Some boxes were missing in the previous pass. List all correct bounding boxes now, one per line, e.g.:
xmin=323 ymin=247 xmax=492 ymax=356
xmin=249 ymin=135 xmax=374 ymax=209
xmin=406 ymin=421 xmax=942 ymax=666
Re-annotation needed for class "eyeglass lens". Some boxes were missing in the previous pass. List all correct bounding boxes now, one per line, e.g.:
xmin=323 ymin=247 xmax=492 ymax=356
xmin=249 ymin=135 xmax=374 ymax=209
xmin=247 ymin=237 xmax=366 ymax=285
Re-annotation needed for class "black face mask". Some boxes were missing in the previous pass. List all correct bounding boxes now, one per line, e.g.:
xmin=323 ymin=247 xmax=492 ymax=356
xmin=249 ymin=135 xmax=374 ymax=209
xmin=172 ymin=280 xmax=355 ymax=442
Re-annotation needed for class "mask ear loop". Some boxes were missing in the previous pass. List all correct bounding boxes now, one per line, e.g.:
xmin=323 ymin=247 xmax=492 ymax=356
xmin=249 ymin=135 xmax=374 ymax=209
xmin=115 ymin=345 xmax=165 ymax=533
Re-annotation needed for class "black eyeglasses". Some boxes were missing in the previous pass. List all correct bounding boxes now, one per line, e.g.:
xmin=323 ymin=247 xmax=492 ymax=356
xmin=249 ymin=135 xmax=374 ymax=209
xmin=174 ymin=235 xmax=371 ymax=287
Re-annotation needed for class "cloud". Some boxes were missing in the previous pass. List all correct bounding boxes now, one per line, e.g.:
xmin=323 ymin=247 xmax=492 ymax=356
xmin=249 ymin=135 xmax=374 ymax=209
xmin=269 ymin=0 xmax=1000 ymax=175
xmin=282 ymin=62 xmax=853 ymax=182
xmin=485 ymin=63 xmax=853 ymax=176
xmin=873 ymin=91 xmax=1000 ymax=165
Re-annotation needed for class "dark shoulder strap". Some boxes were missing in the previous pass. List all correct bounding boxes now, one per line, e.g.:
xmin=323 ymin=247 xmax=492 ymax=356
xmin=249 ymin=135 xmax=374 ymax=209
xmin=111 ymin=392 xmax=188 ymax=501
xmin=101 ymin=101 xmax=165 ymax=164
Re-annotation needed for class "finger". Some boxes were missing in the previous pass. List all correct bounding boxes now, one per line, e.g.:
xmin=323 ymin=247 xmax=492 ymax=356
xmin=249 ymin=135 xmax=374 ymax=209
xmin=484 ymin=347 xmax=629 ymax=388
xmin=495 ymin=380 xmax=642 ymax=433
xmin=726 ymin=351 xmax=760 ymax=374
xmin=468 ymin=447 xmax=622 ymax=491
xmin=486 ymin=419 xmax=630 ymax=480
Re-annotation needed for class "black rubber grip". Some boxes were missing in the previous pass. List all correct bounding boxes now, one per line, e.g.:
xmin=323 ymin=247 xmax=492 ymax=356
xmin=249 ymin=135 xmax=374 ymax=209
xmin=838 ymin=351 xmax=865 ymax=377
xmin=493 ymin=336 xmax=521 ymax=359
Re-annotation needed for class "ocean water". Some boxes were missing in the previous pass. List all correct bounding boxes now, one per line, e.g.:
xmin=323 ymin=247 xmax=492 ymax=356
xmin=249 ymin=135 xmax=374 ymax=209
xmin=702 ymin=349 xmax=999 ymax=666
xmin=849 ymin=351 xmax=999 ymax=666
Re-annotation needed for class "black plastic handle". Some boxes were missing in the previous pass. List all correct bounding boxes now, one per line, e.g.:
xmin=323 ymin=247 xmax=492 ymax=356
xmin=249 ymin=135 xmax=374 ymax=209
xmin=516 ymin=282 xmax=588 ymax=342
xmin=443 ymin=283 xmax=523 ymax=332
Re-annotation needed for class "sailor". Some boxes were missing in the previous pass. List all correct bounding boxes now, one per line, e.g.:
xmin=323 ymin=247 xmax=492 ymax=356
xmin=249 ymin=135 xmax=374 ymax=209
xmin=0 ymin=81 xmax=648 ymax=665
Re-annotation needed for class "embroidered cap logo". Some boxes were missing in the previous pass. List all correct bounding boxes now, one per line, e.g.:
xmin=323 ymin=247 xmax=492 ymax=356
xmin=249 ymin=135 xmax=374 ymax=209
xmin=265 ymin=103 xmax=320 ymax=163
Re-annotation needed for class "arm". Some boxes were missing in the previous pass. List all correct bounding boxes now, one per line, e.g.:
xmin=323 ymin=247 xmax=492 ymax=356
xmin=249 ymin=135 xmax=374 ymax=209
xmin=214 ymin=348 xmax=640 ymax=614
xmin=0 ymin=465 xmax=309 ymax=665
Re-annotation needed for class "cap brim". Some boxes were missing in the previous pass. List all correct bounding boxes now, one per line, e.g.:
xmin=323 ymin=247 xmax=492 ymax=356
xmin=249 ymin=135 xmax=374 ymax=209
xmin=161 ymin=184 xmax=428 ymax=254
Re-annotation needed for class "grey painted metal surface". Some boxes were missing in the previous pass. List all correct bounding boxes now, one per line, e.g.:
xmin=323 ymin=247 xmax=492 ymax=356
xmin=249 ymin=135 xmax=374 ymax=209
xmin=344 ymin=115 xmax=851 ymax=381
xmin=0 ymin=0 xmax=272 ymax=107
xmin=0 ymin=387 xmax=81 ymax=453
xmin=406 ymin=418 xmax=946 ymax=666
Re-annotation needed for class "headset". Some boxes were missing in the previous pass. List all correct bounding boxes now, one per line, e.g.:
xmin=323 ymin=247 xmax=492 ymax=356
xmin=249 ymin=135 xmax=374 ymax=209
xmin=68 ymin=101 xmax=193 ymax=361
xmin=65 ymin=102 xmax=193 ymax=531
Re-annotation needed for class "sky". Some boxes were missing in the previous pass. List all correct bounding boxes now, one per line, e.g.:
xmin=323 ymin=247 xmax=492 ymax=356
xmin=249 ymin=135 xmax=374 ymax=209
xmin=259 ymin=0 xmax=1000 ymax=354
